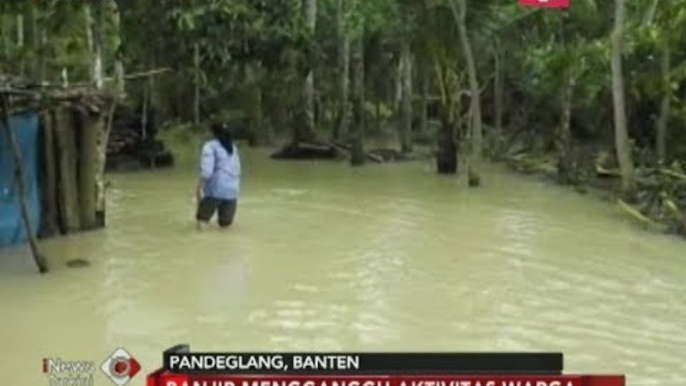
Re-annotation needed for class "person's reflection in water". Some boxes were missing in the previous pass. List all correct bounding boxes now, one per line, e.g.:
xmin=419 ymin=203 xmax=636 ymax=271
xmin=196 ymin=122 xmax=242 ymax=231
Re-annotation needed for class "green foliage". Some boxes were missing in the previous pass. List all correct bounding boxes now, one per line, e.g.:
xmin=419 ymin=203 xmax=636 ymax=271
xmin=1 ymin=0 xmax=685 ymax=162
xmin=166 ymin=0 xmax=305 ymax=69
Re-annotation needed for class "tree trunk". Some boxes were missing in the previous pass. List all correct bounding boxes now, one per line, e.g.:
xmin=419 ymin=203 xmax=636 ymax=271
xmin=297 ymin=0 xmax=318 ymax=144
xmin=645 ymin=0 xmax=660 ymax=25
xmin=142 ymin=78 xmax=149 ymax=141
xmin=91 ymin=1 xmax=114 ymax=227
xmin=1 ymin=96 xmax=48 ymax=273
xmin=611 ymin=0 xmax=635 ymax=193
xmin=54 ymin=107 xmax=81 ymax=232
xmin=29 ymin=7 xmax=47 ymax=83
xmin=400 ymin=39 xmax=413 ymax=154
xmin=149 ymin=53 xmax=162 ymax=118
xmin=193 ymin=42 xmax=201 ymax=125
xmin=333 ymin=0 xmax=350 ymax=141
xmin=31 ymin=6 xmax=39 ymax=79
xmin=92 ymin=3 xmax=104 ymax=90
xmin=261 ymin=81 xmax=275 ymax=146
xmin=394 ymin=59 xmax=402 ymax=118
xmin=16 ymin=14 xmax=24 ymax=76
xmin=434 ymin=62 xmax=457 ymax=174
xmin=39 ymin=27 xmax=47 ymax=84
xmin=1 ymin=15 xmax=8 ymax=60
xmin=266 ymin=82 xmax=288 ymax=144
xmin=61 ymin=68 xmax=69 ymax=87
xmin=375 ymin=100 xmax=382 ymax=134
xmin=558 ymin=71 xmax=576 ymax=183
xmin=95 ymin=100 xmax=116 ymax=227
xmin=246 ymin=62 xmax=271 ymax=146
xmin=111 ymin=0 xmax=125 ymax=97
xmin=452 ymin=0 xmax=483 ymax=187
xmin=436 ymin=105 xmax=458 ymax=174
xmin=350 ymin=34 xmax=365 ymax=166
xmin=494 ymin=40 xmax=504 ymax=133
xmin=84 ymin=4 xmax=93 ymax=77
xmin=419 ymin=67 xmax=429 ymax=135
xmin=84 ymin=5 xmax=93 ymax=50
xmin=656 ymin=44 xmax=670 ymax=162
xmin=16 ymin=15 xmax=24 ymax=45
xmin=79 ymin=112 xmax=102 ymax=230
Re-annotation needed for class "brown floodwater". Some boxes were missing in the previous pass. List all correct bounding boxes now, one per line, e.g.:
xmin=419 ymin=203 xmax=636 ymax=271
xmin=0 ymin=147 xmax=685 ymax=386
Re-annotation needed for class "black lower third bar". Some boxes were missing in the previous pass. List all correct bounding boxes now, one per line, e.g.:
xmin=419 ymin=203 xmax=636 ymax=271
xmin=163 ymin=352 xmax=563 ymax=375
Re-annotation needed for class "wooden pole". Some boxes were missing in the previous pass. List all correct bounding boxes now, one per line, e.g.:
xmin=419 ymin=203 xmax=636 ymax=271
xmin=78 ymin=110 xmax=100 ymax=230
xmin=1 ymin=95 xmax=48 ymax=274
xmin=39 ymin=111 xmax=59 ymax=237
xmin=54 ymin=106 xmax=81 ymax=232
xmin=95 ymin=99 xmax=117 ymax=227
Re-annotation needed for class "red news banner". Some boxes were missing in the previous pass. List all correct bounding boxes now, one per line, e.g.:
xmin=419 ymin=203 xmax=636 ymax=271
xmin=154 ymin=375 xmax=624 ymax=386
xmin=146 ymin=350 xmax=624 ymax=386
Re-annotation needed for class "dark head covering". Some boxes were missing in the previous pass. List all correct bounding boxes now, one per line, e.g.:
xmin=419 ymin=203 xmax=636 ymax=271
xmin=211 ymin=122 xmax=234 ymax=155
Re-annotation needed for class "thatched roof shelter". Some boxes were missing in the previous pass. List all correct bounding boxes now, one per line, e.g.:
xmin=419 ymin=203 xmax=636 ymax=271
xmin=1 ymin=74 xmax=116 ymax=273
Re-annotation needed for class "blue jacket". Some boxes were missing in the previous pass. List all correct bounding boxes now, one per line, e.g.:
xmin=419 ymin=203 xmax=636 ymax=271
xmin=200 ymin=140 xmax=241 ymax=200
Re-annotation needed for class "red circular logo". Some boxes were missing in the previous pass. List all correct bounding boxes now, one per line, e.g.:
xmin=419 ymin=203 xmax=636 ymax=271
xmin=110 ymin=357 xmax=130 ymax=378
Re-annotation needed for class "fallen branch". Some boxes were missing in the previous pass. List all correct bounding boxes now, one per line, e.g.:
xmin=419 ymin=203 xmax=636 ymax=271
xmin=661 ymin=195 xmax=683 ymax=219
xmin=617 ymin=198 xmax=668 ymax=232
xmin=366 ymin=151 xmax=385 ymax=164
xmin=296 ymin=142 xmax=335 ymax=152
xmin=331 ymin=141 xmax=384 ymax=163
xmin=504 ymin=152 xmax=556 ymax=174
xmin=660 ymin=168 xmax=686 ymax=181
xmin=331 ymin=141 xmax=351 ymax=151
xmin=118 ymin=68 xmax=171 ymax=81
xmin=5 ymin=68 xmax=171 ymax=89
xmin=596 ymin=165 xmax=621 ymax=178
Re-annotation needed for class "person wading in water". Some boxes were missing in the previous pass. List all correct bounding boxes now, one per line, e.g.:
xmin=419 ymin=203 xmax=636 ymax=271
xmin=196 ymin=122 xmax=241 ymax=230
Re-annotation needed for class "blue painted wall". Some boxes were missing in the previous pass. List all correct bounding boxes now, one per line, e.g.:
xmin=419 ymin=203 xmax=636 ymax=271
xmin=0 ymin=113 xmax=41 ymax=246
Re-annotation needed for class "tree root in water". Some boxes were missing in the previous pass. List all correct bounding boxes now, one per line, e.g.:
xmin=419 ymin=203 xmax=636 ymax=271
xmin=66 ymin=259 xmax=91 ymax=268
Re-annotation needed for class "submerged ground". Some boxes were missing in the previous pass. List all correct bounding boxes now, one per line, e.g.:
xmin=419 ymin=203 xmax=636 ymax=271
xmin=0 ymin=147 xmax=685 ymax=386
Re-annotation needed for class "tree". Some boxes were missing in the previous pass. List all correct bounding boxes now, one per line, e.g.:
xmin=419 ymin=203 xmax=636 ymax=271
xmin=16 ymin=12 xmax=24 ymax=76
xmin=450 ymin=0 xmax=483 ymax=187
xmin=642 ymin=0 xmax=686 ymax=163
xmin=332 ymin=0 xmax=350 ymax=141
xmin=110 ymin=0 xmax=125 ymax=97
xmin=399 ymin=36 xmax=413 ymax=154
xmin=493 ymin=37 xmax=504 ymax=135
xmin=611 ymin=0 xmax=636 ymax=193
xmin=350 ymin=30 xmax=366 ymax=166
xmin=91 ymin=2 xmax=104 ymax=89
xmin=422 ymin=1 xmax=460 ymax=175
xmin=296 ymin=0 xmax=319 ymax=144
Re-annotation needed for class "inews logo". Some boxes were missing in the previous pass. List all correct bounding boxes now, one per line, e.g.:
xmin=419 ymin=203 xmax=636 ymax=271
xmin=43 ymin=348 xmax=141 ymax=386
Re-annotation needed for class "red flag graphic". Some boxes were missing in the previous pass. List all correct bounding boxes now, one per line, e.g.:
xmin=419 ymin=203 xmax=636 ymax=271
xmin=519 ymin=0 xmax=570 ymax=9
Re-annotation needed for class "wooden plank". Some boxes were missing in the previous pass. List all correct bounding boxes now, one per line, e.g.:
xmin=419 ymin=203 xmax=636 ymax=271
xmin=39 ymin=111 xmax=59 ymax=237
xmin=54 ymin=106 xmax=81 ymax=232
xmin=78 ymin=110 xmax=101 ymax=230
